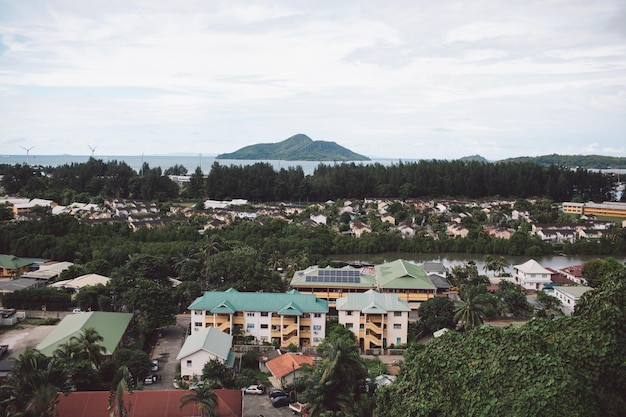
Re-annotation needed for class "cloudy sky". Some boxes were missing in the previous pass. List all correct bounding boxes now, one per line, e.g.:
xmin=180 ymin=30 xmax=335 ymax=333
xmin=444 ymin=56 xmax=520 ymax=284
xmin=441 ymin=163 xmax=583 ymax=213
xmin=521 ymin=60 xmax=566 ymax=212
xmin=1 ymin=0 xmax=625 ymax=160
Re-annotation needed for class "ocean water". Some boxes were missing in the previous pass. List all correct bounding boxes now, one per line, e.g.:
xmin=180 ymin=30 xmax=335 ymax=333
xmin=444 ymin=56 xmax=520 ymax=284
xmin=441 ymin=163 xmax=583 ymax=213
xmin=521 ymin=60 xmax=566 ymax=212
xmin=0 ymin=154 xmax=404 ymax=176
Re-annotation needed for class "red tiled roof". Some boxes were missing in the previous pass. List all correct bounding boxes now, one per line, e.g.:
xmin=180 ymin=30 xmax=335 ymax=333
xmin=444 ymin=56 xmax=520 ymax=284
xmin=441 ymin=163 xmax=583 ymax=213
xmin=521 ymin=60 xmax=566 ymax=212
xmin=56 ymin=389 xmax=242 ymax=417
xmin=559 ymin=264 xmax=584 ymax=278
xmin=266 ymin=353 xmax=315 ymax=379
xmin=546 ymin=268 xmax=576 ymax=285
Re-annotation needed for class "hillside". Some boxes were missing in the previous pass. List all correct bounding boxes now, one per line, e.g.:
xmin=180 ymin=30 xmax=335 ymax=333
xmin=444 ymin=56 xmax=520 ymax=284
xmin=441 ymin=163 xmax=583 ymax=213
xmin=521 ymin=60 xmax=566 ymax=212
xmin=500 ymin=154 xmax=626 ymax=169
xmin=216 ymin=134 xmax=370 ymax=161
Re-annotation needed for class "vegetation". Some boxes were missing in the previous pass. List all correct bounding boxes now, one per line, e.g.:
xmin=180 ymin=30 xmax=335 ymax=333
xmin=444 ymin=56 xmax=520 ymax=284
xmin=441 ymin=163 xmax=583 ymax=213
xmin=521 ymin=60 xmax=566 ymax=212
xmin=216 ymin=133 xmax=370 ymax=161
xmin=502 ymin=153 xmax=626 ymax=169
xmin=376 ymin=264 xmax=626 ymax=417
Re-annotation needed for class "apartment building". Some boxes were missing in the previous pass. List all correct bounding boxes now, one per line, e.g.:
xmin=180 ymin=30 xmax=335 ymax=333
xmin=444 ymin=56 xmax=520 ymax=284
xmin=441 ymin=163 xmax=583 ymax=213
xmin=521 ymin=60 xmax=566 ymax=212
xmin=291 ymin=259 xmax=436 ymax=310
xmin=188 ymin=289 xmax=328 ymax=348
xmin=337 ymin=290 xmax=411 ymax=350
xmin=562 ymin=201 xmax=626 ymax=218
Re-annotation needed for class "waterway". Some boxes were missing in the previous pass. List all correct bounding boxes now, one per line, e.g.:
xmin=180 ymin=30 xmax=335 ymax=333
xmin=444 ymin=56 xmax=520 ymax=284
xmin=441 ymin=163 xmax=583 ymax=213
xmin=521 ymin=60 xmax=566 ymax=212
xmin=332 ymin=252 xmax=626 ymax=275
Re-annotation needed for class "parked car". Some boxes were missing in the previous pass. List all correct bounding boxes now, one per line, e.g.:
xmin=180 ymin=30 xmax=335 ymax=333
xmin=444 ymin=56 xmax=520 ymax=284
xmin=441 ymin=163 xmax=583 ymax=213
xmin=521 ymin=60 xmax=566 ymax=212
xmin=268 ymin=388 xmax=288 ymax=399
xmin=271 ymin=395 xmax=294 ymax=408
xmin=151 ymin=359 xmax=159 ymax=372
xmin=72 ymin=308 xmax=85 ymax=314
xmin=189 ymin=380 xmax=206 ymax=390
xmin=144 ymin=374 xmax=155 ymax=385
xmin=243 ymin=385 xmax=265 ymax=395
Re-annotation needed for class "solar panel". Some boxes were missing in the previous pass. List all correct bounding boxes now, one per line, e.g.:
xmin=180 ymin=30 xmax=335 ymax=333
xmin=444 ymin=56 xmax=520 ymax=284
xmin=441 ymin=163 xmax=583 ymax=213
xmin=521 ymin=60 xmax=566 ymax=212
xmin=305 ymin=270 xmax=361 ymax=284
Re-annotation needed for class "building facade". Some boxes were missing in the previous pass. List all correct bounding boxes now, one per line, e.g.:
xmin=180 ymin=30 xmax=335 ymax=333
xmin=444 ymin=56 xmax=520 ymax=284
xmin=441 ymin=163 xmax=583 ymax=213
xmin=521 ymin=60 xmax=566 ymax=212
xmin=514 ymin=259 xmax=552 ymax=291
xmin=188 ymin=289 xmax=328 ymax=348
xmin=337 ymin=290 xmax=411 ymax=350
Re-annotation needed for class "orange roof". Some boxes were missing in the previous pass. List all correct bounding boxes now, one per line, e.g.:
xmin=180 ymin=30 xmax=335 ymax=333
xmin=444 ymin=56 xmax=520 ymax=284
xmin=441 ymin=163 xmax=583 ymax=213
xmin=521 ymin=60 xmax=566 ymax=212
xmin=56 ymin=389 xmax=242 ymax=417
xmin=266 ymin=353 xmax=315 ymax=379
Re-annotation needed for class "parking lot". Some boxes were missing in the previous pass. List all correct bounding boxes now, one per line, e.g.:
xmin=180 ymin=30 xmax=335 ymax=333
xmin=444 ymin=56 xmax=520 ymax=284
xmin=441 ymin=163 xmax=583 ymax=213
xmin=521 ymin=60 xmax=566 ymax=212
xmin=242 ymin=392 xmax=297 ymax=417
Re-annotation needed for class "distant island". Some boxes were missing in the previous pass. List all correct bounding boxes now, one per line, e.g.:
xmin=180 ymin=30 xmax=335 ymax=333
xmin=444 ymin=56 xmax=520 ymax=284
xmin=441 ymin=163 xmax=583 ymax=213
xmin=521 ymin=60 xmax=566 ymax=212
xmin=499 ymin=154 xmax=626 ymax=169
xmin=216 ymin=134 xmax=370 ymax=161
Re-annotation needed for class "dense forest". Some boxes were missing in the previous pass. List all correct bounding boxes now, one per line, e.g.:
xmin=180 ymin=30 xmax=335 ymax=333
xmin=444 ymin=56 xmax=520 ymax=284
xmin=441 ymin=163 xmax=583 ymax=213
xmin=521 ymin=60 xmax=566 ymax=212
xmin=0 ymin=157 xmax=618 ymax=203
xmin=502 ymin=153 xmax=626 ymax=169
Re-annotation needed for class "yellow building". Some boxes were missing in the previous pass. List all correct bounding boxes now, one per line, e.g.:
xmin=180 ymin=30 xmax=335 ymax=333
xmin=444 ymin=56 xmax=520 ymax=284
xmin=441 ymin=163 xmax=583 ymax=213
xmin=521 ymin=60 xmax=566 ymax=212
xmin=188 ymin=288 xmax=328 ymax=348
xmin=562 ymin=201 xmax=626 ymax=218
xmin=291 ymin=259 xmax=436 ymax=310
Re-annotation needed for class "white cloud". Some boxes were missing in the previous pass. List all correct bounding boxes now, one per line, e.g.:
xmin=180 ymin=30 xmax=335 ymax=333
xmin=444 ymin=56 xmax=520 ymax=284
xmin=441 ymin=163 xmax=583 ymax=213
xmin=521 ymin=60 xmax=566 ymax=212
xmin=0 ymin=0 xmax=625 ymax=159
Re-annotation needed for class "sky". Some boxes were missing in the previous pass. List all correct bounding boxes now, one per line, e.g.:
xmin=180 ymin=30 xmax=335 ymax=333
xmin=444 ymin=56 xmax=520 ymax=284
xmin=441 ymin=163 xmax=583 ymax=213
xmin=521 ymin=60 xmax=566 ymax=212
xmin=0 ymin=1 xmax=625 ymax=161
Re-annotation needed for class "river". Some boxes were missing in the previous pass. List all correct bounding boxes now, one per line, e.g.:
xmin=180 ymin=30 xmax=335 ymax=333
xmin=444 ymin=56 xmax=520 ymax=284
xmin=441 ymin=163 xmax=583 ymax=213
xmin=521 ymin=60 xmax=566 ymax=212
xmin=332 ymin=252 xmax=626 ymax=275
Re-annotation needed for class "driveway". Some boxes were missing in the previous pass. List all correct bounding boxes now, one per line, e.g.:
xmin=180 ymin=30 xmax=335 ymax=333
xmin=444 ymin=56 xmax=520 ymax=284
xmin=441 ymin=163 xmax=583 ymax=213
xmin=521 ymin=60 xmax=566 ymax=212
xmin=142 ymin=313 xmax=189 ymax=390
xmin=0 ymin=323 xmax=57 ymax=359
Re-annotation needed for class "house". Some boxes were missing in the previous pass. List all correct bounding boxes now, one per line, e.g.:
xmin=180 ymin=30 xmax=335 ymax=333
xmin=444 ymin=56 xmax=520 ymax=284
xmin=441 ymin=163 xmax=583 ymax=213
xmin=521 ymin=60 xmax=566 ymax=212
xmin=188 ymin=289 xmax=328 ymax=348
xmin=36 ymin=312 xmax=133 ymax=357
xmin=310 ymin=213 xmax=327 ymax=225
xmin=291 ymin=259 xmax=436 ymax=310
xmin=554 ymin=286 xmax=593 ymax=315
xmin=265 ymin=352 xmax=315 ymax=387
xmin=396 ymin=222 xmax=416 ymax=238
xmin=446 ymin=223 xmax=469 ymax=238
xmin=514 ymin=259 xmax=552 ymax=291
xmin=0 ymin=255 xmax=35 ymax=278
xmin=350 ymin=219 xmax=371 ymax=237
xmin=0 ymin=278 xmax=45 ymax=294
xmin=49 ymin=273 xmax=111 ymax=292
xmin=337 ymin=290 xmax=411 ymax=350
xmin=558 ymin=264 xmax=587 ymax=285
xmin=56 ymin=389 xmax=242 ymax=417
xmin=176 ymin=326 xmax=235 ymax=381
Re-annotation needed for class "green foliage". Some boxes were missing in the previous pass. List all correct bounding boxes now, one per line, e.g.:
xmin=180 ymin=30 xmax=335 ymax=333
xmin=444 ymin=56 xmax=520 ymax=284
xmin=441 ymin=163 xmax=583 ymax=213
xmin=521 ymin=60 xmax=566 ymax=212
xmin=201 ymin=359 xmax=235 ymax=389
xmin=417 ymin=296 xmax=455 ymax=334
xmin=376 ymin=270 xmax=626 ymax=417
xmin=1 ymin=286 xmax=72 ymax=311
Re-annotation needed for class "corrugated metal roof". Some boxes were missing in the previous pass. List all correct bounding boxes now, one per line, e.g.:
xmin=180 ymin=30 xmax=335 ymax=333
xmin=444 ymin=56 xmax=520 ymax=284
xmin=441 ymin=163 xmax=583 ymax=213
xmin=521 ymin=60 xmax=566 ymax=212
xmin=188 ymin=288 xmax=329 ymax=314
xmin=176 ymin=326 xmax=233 ymax=361
xmin=375 ymin=259 xmax=436 ymax=290
xmin=336 ymin=290 xmax=411 ymax=312
xmin=36 ymin=312 xmax=133 ymax=356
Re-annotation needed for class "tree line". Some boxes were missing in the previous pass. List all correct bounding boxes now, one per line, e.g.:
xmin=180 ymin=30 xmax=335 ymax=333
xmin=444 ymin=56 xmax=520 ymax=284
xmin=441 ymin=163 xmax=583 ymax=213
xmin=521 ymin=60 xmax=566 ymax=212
xmin=1 ymin=157 xmax=617 ymax=203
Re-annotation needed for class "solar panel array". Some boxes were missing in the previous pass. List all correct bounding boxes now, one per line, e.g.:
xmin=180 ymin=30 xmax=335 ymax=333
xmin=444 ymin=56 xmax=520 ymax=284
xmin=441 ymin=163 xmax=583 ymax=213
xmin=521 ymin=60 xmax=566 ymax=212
xmin=305 ymin=269 xmax=361 ymax=283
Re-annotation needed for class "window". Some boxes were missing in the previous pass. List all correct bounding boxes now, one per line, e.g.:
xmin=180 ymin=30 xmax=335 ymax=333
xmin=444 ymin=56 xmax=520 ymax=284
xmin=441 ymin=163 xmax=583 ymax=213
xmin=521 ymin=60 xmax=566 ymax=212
xmin=346 ymin=311 xmax=353 ymax=316
xmin=359 ymin=324 xmax=364 ymax=329
xmin=194 ymin=322 xmax=203 ymax=327
xmin=346 ymin=323 xmax=354 ymax=329
xmin=314 ymin=313 xmax=322 ymax=318
xmin=394 ymin=311 xmax=402 ymax=317
xmin=261 ymin=324 xmax=269 ymax=329
xmin=260 ymin=312 xmax=269 ymax=317
xmin=313 ymin=325 xmax=322 ymax=330
xmin=194 ymin=310 xmax=202 ymax=315
xmin=246 ymin=312 xmax=255 ymax=317
xmin=246 ymin=323 xmax=255 ymax=329
xmin=393 ymin=324 xmax=402 ymax=329
xmin=186 ymin=360 xmax=192 ymax=367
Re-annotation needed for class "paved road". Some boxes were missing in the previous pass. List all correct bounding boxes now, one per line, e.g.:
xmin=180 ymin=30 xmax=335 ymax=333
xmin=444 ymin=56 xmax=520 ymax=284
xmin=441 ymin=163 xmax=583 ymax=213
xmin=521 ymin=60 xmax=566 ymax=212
xmin=242 ymin=393 xmax=295 ymax=417
xmin=142 ymin=314 xmax=189 ymax=390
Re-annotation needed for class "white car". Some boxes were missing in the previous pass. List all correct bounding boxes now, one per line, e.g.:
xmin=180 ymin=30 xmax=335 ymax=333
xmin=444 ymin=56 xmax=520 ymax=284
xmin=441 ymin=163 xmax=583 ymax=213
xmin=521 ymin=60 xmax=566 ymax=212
xmin=72 ymin=308 xmax=85 ymax=314
xmin=243 ymin=385 xmax=265 ymax=395
xmin=151 ymin=359 xmax=159 ymax=372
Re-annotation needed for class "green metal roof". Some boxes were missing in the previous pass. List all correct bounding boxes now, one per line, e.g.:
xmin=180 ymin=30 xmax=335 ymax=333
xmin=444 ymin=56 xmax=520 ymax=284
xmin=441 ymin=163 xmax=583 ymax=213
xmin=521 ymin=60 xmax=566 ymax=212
xmin=36 ymin=312 xmax=133 ymax=356
xmin=375 ymin=259 xmax=436 ymax=290
xmin=176 ymin=327 xmax=233 ymax=362
xmin=336 ymin=290 xmax=411 ymax=313
xmin=0 ymin=254 xmax=35 ymax=270
xmin=188 ymin=288 xmax=328 ymax=315
xmin=290 ymin=265 xmax=377 ymax=288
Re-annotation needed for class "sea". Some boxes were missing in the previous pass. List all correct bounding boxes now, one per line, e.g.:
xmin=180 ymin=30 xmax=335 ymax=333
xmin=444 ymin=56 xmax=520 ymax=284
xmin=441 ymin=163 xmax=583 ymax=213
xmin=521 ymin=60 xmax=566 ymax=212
xmin=0 ymin=154 xmax=406 ymax=176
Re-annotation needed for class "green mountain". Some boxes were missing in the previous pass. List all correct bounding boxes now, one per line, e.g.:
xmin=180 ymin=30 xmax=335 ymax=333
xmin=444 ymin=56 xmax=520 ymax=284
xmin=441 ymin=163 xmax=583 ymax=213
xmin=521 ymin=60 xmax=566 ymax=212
xmin=216 ymin=134 xmax=370 ymax=161
xmin=459 ymin=154 xmax=489 ymax=163
xmin=499 ymin=154 xmax=626 ymax=169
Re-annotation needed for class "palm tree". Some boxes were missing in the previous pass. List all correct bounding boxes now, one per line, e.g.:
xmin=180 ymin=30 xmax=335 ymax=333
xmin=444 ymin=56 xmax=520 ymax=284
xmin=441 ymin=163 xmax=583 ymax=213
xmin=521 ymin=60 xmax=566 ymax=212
xmin=454 ymin=285 xmax=487 ymax=331
xmin=3 ymin=347 xmax=71 ymax=416
xmin=108 ymin=365 xmax=134 ymax=417
xmin=494 ymin=256 xmax=510 ymax=277
xmin=179 ymin=385 xmax=218 ymax=417
xmin=71 ymin=327 xmax=107 ymax=369
xmin=483 ymin=255 xmax=495 ymax=276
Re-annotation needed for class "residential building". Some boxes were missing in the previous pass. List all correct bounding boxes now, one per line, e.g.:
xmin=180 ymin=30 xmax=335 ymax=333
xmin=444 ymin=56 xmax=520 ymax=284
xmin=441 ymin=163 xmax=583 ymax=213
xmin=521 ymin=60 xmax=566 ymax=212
xmin=562 ymin=201 xmax=626 ymax=218
xmin=514 ymin=259 xmax=552 ymax=291
xmin=265 ymin=352 xmax=314 ymax=386
xmin=291 ymin=259 xmax=436 ymax=309
xmin=49 ymin=273 xmax=111 ymax=292
xmin=36 ymin=312 xmax=133 ymax=357
xmin=176 ymin=327 xmax=235 ymax=381
xmin=337 ymin=290 xmax=411 ymax=350
xmin=187 ymin=289 xmax=328 ymax=348
xmin=558 ymin=264 xmax=587 ymax=285
xmin=554 ymin=286 xmax=593 ymax=315
xmin=0 ymin=255 xmax=34 ymax=278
